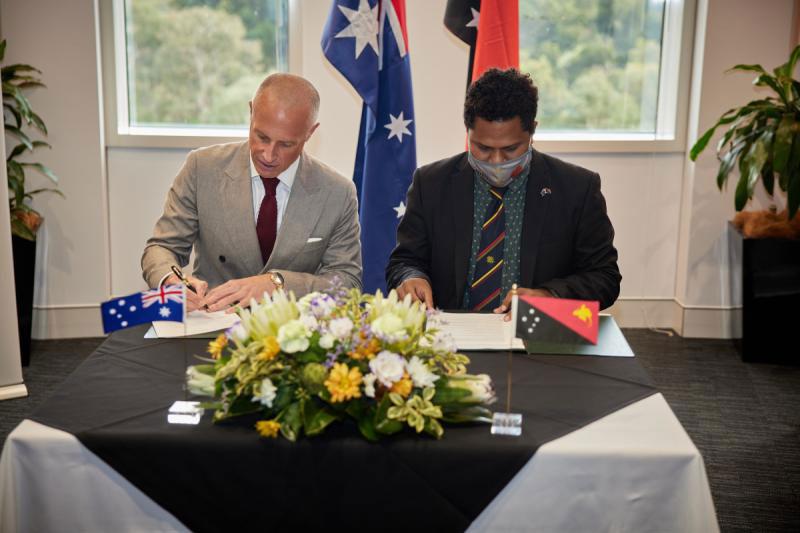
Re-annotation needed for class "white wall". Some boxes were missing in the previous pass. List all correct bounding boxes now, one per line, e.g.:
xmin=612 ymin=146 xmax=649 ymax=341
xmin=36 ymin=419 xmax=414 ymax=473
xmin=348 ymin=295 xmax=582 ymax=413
xmin=0 ymin=0 xmax=108 ymax=338
xmin=2 ymin=0 xmax=796 ymax=338
xmin=676 ymin=0 xmax=794 ymax=336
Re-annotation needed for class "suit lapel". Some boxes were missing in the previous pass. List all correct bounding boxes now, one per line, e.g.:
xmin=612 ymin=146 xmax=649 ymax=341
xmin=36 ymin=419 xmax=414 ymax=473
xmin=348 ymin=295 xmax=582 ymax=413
xmin=520 ymin=149 xmax=552 ymax=286
xmin=220 ymin=141 xmax=264 ymax=275
xmin=451 ymin=156 xmax=475 ymax=307
xmin=266 ymin=153 xmax=323 ymax=272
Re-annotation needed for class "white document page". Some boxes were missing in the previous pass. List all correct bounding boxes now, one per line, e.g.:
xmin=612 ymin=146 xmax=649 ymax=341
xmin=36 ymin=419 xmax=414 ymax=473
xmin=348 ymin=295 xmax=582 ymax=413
xmin=431 ymin=312 xmax=525 ymax=351
xmin=151 ymin=310 xmax=240 ymax=338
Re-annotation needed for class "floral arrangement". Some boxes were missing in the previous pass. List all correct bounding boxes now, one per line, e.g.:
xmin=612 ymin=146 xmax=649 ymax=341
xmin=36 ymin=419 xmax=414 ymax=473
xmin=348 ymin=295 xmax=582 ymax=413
xmin=186 ymin=287 xmax=495 ymax=441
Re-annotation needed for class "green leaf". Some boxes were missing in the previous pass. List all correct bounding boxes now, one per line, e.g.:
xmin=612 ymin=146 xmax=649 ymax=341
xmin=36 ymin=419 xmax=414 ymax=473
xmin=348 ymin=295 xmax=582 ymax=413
xmin=374 ymin=396 xmax=403 ymax=435
xmin=357 ymin=415 xmax=379 ymax=441
xmin=788 ymin=169 xmax=800 ymax=220
xmin=4 ymin=103 xmax=21 ymax=128
xmin=280 ymin=401 xmax=302 ymax=441
xmin=0 ymin=40 xmax=6 ymax=62
xmin=5 ymin=125 xmax=32 ymax=150
xmin=29 ymin=111 xmax=47 ymax=135
xmin=689 ymin=102 xmax=770 ymax=161
xmin=716 ymin=150 xmax=737 ymax=190
xmin=728 ymin=63 xmax=767 ymax=75
xmin=754 ymin=74 xmax=786 ymax=102
xmin=690 ymin=126 xmax=718 ymax=161
xmin=21 ymin=163 xmax=58 ymax=184
xmin=0 ymin=64 xmax=41 ymax=78
xmin=762 ymin=162 xmax=775 ymax=196
xmin=432 ymin=385 xmax=471 ymax=405
xmin=302 ymin=398 xmax=338 ymax=436
xmin=295 ymin=349 xmax=325 ymax=364
xmin=25 ymin=187 xmax=64 ymax=199
xmin=7 ymin=143 xmax=27 ymax=160
xmin=745 ymin=138 xmax=769 ymax=197
xmin=773 ymin=114 xmax=794 ymax=173
xmin=734 ymin=168 xmax=749 ymax=211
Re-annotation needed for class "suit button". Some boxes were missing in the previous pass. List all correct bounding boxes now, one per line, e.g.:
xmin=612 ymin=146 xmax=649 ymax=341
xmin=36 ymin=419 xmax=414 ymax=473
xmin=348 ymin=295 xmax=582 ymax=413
xmin=219 ymin=255 xmax=226 ymax=263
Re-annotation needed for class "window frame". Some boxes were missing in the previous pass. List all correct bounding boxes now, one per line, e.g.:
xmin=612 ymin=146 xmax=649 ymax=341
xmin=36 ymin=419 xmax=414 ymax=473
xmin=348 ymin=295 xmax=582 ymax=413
xmin=98 ymin=0 xmax=301 ymax=149
xmin=526 ymin=0 xmax=697 ymax=154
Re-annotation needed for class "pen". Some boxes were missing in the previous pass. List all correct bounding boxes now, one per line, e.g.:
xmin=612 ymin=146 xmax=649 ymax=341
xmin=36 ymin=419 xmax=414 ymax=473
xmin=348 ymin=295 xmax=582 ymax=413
xmin=170 ymin=266 xmax=209 ymax=310
xmin=170 ymin=265 xmax=197 ymax=295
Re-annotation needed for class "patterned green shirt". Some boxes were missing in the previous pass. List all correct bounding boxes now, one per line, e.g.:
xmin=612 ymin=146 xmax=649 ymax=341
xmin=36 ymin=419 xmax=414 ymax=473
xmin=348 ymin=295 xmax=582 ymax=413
xmin=463 ymin=169 xmax=529 ymax=309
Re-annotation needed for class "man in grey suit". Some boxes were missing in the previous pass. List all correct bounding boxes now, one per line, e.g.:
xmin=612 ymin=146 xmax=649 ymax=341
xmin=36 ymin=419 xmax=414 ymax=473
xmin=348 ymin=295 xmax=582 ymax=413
xmin=142 ymin=74 xmax=362 ymax=311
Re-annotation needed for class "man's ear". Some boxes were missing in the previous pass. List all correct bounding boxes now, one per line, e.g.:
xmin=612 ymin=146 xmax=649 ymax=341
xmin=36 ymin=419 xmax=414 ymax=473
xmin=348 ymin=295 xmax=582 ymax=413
xmin=307 ymin=122 xmax=320 ymax=141
xmin=248 ymin=101 xmax=253 ymax=115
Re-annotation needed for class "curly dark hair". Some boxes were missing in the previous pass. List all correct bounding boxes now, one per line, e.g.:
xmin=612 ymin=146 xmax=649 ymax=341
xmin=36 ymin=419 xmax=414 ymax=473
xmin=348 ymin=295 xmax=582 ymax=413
xmin=463 ymin=68 xmax=538 ymax=133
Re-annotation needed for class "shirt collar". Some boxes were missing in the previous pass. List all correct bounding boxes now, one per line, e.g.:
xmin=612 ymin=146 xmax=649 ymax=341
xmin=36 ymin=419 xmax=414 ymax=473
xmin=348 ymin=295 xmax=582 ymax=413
xmin=250 ymin=154 xmax=300 ymax=189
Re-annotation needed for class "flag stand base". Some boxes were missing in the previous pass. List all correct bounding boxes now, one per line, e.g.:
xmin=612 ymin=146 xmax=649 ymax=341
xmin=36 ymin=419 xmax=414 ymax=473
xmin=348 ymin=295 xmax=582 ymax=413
xmin=491 ymin=412 xmax=522 ymax=436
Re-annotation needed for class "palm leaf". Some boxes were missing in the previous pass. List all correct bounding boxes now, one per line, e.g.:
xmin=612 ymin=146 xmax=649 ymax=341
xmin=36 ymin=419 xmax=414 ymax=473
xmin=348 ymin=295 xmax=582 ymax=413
xmin=21 ymin=162 xmax=58 ymax=184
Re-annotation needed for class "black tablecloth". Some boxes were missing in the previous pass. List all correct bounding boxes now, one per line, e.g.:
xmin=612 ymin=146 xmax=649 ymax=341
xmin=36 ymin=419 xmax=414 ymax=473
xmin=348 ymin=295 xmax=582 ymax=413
xmin=32 ymin=326 xmax=656 ymax=532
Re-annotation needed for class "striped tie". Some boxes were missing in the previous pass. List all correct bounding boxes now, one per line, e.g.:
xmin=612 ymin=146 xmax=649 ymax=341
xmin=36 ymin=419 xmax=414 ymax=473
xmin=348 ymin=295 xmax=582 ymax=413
xmin=469 ymin=186 xmax=507 ymax=311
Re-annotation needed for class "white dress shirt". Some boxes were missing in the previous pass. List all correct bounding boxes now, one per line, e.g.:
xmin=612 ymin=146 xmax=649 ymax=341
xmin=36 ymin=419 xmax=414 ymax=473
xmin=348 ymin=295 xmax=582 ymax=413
xmin=250 ymin=155 xmax=299 ymax=230
xmin=160 ymin=155 xmax=301 ymax=287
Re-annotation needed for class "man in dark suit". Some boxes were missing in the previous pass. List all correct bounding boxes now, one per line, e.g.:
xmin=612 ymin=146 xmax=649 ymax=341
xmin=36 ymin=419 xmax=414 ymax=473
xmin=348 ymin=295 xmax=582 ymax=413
xmin=386 ymin=68 xmax=620 ymax=312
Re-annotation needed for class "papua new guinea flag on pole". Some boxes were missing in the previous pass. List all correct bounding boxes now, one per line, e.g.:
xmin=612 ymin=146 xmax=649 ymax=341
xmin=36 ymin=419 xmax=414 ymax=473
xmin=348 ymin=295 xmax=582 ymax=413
xmin=322 ymin=0 xmax=417 ymax=293
xmin=515 ymin=295 xmax=600 ymax=345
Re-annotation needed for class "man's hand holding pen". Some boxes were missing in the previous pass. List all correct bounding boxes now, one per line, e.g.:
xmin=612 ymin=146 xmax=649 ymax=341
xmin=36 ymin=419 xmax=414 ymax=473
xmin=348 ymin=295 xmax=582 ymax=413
xmin=165 ymin=271 xmax=208 ymax=312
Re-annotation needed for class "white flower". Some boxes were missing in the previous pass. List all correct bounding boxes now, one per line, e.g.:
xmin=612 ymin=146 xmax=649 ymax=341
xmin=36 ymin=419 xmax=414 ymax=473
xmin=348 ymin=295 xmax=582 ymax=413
xmin=432 ymin=332 xmax=458 ymax=353
xmin=298 ymin=292 xmax=322 ymax=312
xmin=329 ymin=317 xmax=354 ymax=340
xmin=369 ymin=350 xmax=405 ymax=387
xmin=185 ymin=366 xmax=215 ymax=397
xmin=406 ymin=356 xmax=439 ymax=388
xmin=300 ymin=313 xmax=319 ymax=332
xmin=319 ymin=333 xmax=335 ymax=350
xmin=277 ymin=319 xmax=311 ymax=353
xmin=299 ymin=292 xmax=337 ymax=319
xmin=252 ymin=378 xmax=277 ymax=407
xmin=227 ymin=322 xmax=250 ymax=344
xmin=363 ymin=373 xmax=377 ymax=398
xmin=371 ymin=312 xmax=405 ymax=342
xmin=447 ymin=374 xmax=496 ymax=404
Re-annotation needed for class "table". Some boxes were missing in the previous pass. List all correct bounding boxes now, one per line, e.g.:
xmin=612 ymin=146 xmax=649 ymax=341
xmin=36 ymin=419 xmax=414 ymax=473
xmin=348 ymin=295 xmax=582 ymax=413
xmin=0 ymin=327 xmax=718 ymax=532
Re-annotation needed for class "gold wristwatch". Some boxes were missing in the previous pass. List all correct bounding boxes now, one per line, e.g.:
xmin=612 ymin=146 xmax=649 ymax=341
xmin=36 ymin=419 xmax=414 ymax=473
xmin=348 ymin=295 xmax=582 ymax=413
xmin=267 ymin=270 xmax=285 ymax=290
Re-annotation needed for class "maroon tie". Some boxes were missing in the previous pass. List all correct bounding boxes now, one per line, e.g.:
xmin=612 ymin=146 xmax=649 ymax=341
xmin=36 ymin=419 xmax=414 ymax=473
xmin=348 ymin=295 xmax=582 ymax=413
xmin=256 ymin=177 xmax=280 ymax=265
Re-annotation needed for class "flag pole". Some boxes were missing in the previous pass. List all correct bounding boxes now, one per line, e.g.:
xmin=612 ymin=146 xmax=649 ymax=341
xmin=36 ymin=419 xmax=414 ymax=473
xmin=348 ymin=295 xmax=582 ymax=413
xmin=507 ymin=283 xmax=518 ymax=414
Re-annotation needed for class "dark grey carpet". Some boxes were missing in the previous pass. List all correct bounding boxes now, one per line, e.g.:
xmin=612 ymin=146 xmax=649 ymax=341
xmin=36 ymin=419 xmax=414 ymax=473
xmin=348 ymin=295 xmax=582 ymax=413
xmin=1 ymin=330 xmax=798 ymax=532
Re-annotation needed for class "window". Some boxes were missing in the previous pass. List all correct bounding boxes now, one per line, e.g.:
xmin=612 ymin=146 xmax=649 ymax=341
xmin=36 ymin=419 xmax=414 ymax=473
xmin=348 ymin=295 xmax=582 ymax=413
xmin=520 ymin=0 xmax=693 ymax=148
xmin=104 ymin=0 xmax=290 ymax=144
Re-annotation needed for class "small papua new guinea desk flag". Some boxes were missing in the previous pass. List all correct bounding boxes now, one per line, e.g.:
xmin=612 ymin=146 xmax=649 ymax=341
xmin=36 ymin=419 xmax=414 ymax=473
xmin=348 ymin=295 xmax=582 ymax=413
xmin=100 ymin=285 xmax=185 ymax=334
xmin=515 ymin=295 xmax=599 ymax=345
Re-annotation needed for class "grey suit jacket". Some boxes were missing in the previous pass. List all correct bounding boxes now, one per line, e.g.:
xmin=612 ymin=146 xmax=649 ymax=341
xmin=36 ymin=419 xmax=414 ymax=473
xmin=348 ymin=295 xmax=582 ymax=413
xmin=141 ymin=141 xmax=362 ymax=296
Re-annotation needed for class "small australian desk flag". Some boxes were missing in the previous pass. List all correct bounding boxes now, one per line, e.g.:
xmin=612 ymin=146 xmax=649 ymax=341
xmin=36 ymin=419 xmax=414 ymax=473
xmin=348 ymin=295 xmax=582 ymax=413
xmin=322 ymin=0 xmax=417 ymax=293
xmin=100 ymin=285 xmax=185 ymax=334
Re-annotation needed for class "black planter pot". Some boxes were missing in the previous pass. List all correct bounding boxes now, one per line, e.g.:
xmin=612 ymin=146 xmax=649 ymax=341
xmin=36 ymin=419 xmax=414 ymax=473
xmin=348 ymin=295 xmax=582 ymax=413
xmin=730 ymin=223 xmax=800 ymax=364
xmin=11 ymin=234 xmax=36 ymax=367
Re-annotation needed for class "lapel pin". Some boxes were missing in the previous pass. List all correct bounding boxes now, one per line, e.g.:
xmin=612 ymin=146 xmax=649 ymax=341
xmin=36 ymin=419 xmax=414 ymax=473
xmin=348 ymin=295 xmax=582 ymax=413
xmin=540 ymin=187 xmax=552 ymax=197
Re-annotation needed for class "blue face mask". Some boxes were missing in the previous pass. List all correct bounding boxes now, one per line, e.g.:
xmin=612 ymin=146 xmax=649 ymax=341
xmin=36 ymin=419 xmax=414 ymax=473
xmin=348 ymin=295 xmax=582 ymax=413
xmin=467 ymin=139 xmax=533 ymax=188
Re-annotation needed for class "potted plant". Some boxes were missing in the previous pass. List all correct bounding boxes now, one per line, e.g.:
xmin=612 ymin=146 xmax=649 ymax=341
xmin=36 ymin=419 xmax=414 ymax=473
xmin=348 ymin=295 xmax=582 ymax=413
xmin=2 ymin=39 xmax=61 ymax=366
xmin=690 ymin=44 xmax=800 ymax=363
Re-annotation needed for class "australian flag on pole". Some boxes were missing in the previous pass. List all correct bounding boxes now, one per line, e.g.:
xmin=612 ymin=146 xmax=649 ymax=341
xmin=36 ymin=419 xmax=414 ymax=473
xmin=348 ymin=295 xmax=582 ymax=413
xmin=322 ymin=0 xmax=417 ymax=293
xmin=100 ymin=285 xmax=185 ymax=334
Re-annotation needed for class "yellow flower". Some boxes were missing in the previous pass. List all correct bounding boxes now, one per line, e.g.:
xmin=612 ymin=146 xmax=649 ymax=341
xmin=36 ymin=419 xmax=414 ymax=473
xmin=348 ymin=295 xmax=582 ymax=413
xmin=324 ymin=363 xmax=363 ymax=403
xmin=255 ymin=420 xmax=281 ymax=438
xmin=207 ymin=333 xmax=228 ymax=360
xmin=257 ymin=336 xmax=280 ymax=361
xmin=390 ymin=372 xmax=413 ymax=398
xmin=348 ymin=334 xmax=381 ymax=360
